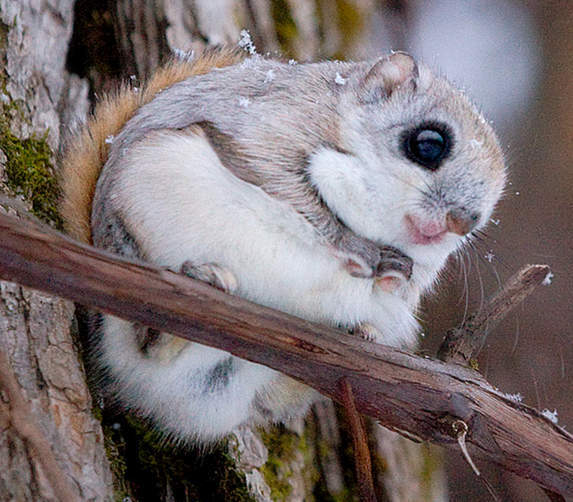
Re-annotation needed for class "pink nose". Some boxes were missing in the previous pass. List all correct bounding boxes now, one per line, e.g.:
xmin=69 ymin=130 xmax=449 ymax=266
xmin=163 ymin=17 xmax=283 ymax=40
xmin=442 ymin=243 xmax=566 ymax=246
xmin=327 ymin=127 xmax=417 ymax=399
xmin=446 ymin=210 xmax=480 ymax=236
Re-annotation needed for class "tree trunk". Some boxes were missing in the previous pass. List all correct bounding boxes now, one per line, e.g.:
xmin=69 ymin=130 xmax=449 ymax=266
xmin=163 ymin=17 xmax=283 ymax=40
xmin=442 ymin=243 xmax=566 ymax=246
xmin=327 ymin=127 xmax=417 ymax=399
xmin=0 ymin=1 xmax=113 ymax=501
xmin=0 ymin=1 xmax=447 ymax=500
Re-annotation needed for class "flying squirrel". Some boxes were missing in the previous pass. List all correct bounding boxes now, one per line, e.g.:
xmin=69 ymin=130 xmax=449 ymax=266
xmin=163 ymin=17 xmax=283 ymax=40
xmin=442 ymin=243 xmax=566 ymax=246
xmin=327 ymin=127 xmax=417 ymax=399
xmin=59 ymin=46 xmax=505 ymax=443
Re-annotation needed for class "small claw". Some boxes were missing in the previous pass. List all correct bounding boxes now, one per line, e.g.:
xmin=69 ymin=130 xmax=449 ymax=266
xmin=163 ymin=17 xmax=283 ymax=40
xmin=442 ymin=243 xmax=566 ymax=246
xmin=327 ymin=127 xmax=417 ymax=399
xmin=338 ymin=230 xmax=380 ymax=278
xmin=374 ymin=275 xmax=404 ymax=293
xmin=180 ymin=261 xmax=238 ymax=294
xmin=353 ymin=323 xmax=384 ymax=343
xmin=376 ymin=246 xmax=413 ymax=280
xmin=344 ymin=257 xmax=374 ymax=278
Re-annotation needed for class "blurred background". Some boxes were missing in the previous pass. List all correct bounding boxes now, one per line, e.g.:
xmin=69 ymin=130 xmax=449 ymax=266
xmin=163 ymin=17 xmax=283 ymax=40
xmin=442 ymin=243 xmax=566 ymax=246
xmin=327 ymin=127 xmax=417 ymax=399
xmin=65 ymin=0 xmax=571 ymax=500
xmin=366 ymin=1 xmax=571 ymax=500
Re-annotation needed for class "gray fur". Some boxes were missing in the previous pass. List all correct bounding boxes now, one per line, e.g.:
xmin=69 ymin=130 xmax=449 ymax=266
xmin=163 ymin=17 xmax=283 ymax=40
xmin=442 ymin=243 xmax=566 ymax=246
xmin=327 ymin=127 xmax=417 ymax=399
xmin=97 ymin=212 xmax=144 ymax=259
xmin=92 ymin=58 xmax=382 ymax=275
xmin=203 ymin=357 xmax=236 ymax=393
xmin=134 ymin=324 xmax=161 ymax=355
xmin=92 ymin=55 xmax=502 ymax=277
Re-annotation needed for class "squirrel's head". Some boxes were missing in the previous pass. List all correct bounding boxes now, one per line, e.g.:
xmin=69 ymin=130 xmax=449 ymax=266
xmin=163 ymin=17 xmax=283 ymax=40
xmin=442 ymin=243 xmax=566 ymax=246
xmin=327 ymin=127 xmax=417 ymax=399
xmin=308 ymin=52 xmax=506 ymax=289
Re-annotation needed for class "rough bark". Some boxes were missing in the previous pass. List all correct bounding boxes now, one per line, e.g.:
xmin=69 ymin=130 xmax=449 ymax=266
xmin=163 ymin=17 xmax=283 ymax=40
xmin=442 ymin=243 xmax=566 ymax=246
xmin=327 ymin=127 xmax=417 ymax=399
xmin=0 ymin=1 xmax=113 ymax=501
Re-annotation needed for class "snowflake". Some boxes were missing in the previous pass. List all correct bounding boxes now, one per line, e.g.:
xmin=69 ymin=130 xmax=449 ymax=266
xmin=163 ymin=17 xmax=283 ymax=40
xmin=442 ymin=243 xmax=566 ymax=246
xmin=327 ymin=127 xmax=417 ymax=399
xmin=500 ymin=392 xmax=523 ymax=403
xmin=172 ymin=48 xmax=195 ymax=61
xmin=105 ymin=135 xmax=115 ymax=144
xmin=542 ymin=271 xmax=554 ymax=286
xmin=541 ymin=409 xmax=558 ymax=424
xmin=238 ymin=29 xmax=256 ymax=55
xmin=334 ymin=72 xmax=347 ymax=85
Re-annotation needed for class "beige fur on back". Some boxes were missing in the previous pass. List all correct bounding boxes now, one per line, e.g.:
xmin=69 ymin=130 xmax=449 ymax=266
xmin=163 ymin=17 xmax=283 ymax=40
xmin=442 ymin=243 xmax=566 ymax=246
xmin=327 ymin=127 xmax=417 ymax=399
xmin=59 ymin=47 xmax=245 ymax=243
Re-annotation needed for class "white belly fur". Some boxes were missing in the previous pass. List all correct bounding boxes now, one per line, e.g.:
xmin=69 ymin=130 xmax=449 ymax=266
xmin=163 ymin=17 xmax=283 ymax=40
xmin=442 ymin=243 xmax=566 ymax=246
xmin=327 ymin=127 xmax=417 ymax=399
xmin=98 ymin=130 xmax=419 ymax=441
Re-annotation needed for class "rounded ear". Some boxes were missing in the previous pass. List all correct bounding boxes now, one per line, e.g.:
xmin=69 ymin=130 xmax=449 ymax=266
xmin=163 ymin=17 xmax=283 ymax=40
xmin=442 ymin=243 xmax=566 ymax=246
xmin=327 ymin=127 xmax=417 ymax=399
xmin=359 ymin=52 xmax=418 ymax=103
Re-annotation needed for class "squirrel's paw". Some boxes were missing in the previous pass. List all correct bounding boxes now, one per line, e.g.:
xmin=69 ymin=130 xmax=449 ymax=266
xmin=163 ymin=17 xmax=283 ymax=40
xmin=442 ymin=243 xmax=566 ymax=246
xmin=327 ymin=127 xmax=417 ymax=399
xmin=180 ymin=261 xmax=238 ymax=294
xmin=353 ymin=323 xmax=384 ymax=343
xmin=337 ymin=229 xmax=381 ymax=278
xmin=336 ymin=230 xmax=413 ymax=285
xmin=374 ymin=246 xmax=413 ymax=293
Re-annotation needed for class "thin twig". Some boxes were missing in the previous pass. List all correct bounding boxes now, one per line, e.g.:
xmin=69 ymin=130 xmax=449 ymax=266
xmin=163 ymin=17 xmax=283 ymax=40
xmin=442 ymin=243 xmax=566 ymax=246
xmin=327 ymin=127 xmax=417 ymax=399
xmin=339 ymin=378 xmax=377 ymax=502
xmin=452 ymin=420 xmax=501 ymax=502
xmin=0 ymin=350 xmax=78 ymax=502
xmin=438 ymin=264 xmax=551 ymax=363
xmin=453 ymin=420 xmax=480 ymax=476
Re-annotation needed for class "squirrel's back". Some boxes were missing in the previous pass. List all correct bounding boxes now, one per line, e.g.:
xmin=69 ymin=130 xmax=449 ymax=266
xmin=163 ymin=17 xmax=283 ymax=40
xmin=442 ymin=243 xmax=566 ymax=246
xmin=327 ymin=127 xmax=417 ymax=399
xmin=59 ymin=47 xmax=246 ymax=243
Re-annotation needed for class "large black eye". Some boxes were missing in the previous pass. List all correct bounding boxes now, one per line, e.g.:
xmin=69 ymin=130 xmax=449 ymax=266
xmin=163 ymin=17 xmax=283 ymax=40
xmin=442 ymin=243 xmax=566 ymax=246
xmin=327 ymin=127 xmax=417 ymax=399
xmin=403 ymin=124 xmax=452 ymax=170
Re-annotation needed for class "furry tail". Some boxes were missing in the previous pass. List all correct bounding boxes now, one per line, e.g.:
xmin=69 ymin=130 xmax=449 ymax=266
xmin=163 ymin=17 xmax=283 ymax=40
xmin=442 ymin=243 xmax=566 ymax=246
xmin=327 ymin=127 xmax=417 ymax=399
xmin=59 ymin=47 xmax=246 ymax=243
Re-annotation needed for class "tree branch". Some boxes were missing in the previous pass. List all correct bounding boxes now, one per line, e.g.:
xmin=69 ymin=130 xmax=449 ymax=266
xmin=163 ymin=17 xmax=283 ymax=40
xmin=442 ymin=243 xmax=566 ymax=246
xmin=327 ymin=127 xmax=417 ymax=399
xmin=0 ymin=212 xmax=571 ymax=496
xmin=438 ymin=264 xmax=552 ymax=363
xmin=339 ymin=379 xmax=377 ymax=502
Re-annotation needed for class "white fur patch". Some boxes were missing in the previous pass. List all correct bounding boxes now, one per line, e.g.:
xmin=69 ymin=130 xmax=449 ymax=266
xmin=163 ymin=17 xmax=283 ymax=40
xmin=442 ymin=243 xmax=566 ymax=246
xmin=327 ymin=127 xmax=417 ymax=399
xmin=99 ymin=131 xmax=419 ymax=441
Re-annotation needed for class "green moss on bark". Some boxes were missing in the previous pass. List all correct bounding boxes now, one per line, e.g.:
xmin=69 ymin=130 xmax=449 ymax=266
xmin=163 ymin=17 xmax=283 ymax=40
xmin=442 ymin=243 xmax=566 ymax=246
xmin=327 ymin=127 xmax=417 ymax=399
xmin=420 ymin=444 xmax=443 ymax=499
xmin=0 ymin=93 xmax=62 ymax=226
xmin=260 ymin=426 xmax=298 ymax=500
xmin=100 ymin=414 xmax=255 ymax=502
xmin=0 ymin=19 xmax=9 ymax=52
xmin=271 ymin=0 xmax=298 ymax=58
xmin=260 ymin=422 xmax=320 ymax=502
xmin=0 ymin=128 xmax=61 ymax=225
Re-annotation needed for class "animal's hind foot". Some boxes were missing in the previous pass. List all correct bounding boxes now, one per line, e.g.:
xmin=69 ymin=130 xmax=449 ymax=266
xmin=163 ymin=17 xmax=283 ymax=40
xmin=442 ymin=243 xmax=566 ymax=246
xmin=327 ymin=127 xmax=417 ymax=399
xmin=180 ymin=261 xmax=238 ymax=294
